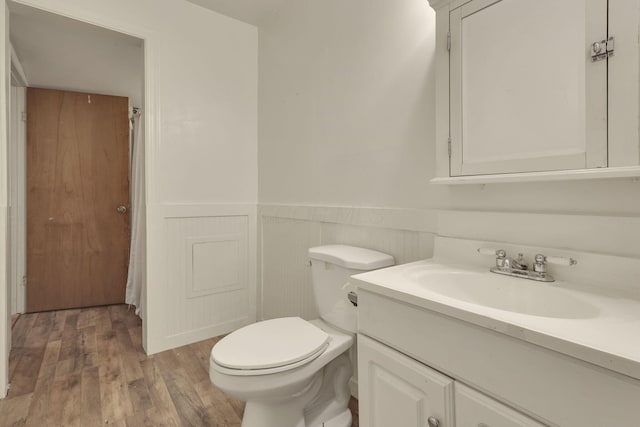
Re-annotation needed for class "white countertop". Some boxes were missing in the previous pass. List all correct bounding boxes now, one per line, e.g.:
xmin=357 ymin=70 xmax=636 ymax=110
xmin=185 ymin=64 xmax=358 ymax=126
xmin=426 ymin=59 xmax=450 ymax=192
xmin=353 ymin=258 xmax=640 ymax=381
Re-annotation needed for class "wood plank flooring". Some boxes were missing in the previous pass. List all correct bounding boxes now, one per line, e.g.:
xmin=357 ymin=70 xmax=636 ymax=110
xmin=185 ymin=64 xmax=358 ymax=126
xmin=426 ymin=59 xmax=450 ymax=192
xmin=0 ymin=305 xmax=359 ymax=427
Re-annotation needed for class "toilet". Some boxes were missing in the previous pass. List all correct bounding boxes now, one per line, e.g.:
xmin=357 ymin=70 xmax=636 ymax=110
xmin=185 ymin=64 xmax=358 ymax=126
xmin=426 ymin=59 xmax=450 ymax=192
xmin=209 ymin=245 xmax=394 ymax=427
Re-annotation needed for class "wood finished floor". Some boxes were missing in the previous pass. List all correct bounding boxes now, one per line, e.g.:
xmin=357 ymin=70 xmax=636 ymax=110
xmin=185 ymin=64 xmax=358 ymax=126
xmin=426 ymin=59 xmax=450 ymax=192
xmin=1 ymin=305 xmax=359 ymax=427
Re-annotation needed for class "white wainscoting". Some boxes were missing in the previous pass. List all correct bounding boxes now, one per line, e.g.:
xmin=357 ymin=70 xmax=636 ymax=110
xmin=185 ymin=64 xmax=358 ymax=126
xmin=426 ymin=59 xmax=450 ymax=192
xmin=260 ymin=216 xmax=322 ymax=321
xmin=260 ymin=204 xmax=437 ymax=233
xmin=8 ymin=87 xmax=25 ymax=315
xmin=259 ymin=205 xmax=437 ymax=321
xmin=149 ymin=204 xmax=257 ymax=353
xmin=259 ymin=204 xmax=437 ymax=399
xmin=260 ymin=205 xmax=640 ymax=321
xmin=0 ymin=206 xmax=9 ymax=399
xmin=258 ymin=205 xmax=638 ymax=400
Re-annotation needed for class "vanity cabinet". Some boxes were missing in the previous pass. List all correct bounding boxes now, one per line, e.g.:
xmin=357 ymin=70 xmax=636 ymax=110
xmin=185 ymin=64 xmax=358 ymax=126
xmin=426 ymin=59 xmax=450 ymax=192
xmin=356 ymin=288 xmax=640 ymax=426
xmin=455 ymin=383 xmax=545 ymax=427
xmin=359 ymin=335 xmax=544 ymax=427
xmin=358 ymin=335 xmax=454 ymax=427
xmin=429 ymin=0 xmax=640 ymax=182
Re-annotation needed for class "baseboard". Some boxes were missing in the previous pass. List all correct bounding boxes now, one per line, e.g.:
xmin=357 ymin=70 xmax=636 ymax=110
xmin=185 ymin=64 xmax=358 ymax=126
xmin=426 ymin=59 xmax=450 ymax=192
xmin=146 ymin=317 xmax=251 ymax=355
xmin=10 ymin=314 xmax=19 ymax=329
xmin=350 ymin=377 xmax=358 ymax=399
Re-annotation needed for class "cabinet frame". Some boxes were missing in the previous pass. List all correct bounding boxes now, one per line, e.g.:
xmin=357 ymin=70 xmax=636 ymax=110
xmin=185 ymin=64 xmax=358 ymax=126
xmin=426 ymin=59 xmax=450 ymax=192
xmin=428 ymin=0 xmax=640 ymax=183
xmin=449 ymin=0 xmax=607 ymax=176
xmin=455 ymin=383 xmax=547 ymax=427
xmin=358 ymin=335 xmax=456 ymax=427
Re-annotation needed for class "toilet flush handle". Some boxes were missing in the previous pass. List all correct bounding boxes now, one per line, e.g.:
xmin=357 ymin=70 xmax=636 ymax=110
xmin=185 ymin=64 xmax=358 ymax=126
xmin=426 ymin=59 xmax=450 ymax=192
xmin=342 ymin=282 xmax=358 ymax=307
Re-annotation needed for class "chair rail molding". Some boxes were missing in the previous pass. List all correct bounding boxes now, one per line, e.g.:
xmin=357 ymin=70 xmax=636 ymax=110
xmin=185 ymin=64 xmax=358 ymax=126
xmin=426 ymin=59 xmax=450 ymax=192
xmin=259 ymin=204 xmax=437 ymax=233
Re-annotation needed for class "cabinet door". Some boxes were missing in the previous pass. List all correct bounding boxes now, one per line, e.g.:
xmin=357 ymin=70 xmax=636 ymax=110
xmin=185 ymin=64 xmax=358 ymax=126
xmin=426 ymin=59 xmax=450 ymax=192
xmin=456 ymin=383 xmax=547 ymax=427
xmin=449 ymin=0 xmax=608 ymax=176
xmin=358 ymin=335 xmax=454 ymax=427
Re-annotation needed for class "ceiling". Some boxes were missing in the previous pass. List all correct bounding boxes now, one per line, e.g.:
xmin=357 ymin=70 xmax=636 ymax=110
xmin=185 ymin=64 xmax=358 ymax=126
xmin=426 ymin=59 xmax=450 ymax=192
xmin=185 ymin=0 xmax=289 ymax=25
xmin=10 ymin=3 xmax=144 ymax=105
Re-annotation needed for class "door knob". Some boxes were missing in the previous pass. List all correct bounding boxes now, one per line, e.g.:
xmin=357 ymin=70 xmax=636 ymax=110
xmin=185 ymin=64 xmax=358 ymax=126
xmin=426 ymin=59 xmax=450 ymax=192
xmin=116 ymin=205 xmax=127 ymax=214
xmin=427 ymin=416 xmax=440 ymax=427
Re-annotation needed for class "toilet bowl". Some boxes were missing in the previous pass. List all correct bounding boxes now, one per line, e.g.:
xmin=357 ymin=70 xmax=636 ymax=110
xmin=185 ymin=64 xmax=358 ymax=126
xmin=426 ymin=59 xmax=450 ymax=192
xmin=210 ymin=319 xmax=354 ymax=427
xmin=210 ymin=245 xmax=394 ymax=427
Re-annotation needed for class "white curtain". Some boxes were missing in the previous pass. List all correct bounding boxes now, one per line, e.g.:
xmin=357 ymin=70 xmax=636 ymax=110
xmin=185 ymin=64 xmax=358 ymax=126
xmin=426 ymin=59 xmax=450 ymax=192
xmin=126 ymin=112 xmax=146 ymax=317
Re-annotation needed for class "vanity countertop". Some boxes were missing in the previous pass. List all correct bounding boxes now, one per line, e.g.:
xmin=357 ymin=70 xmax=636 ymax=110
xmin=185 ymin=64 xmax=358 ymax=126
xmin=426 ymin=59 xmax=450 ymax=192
xmin=352 ymin=258 xmax=640 ymax=381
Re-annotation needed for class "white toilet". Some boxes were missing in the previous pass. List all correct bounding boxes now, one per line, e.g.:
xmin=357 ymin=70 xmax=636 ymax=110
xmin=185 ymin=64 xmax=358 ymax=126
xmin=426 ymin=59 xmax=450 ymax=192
xmin=209 ymin=245 xmax=394 ymax=427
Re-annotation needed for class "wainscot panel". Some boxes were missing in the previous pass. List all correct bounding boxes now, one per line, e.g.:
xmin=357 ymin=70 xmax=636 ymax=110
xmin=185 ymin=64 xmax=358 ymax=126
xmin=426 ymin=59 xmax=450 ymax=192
xmin=153 ymin=204 xmax=257 ymax=352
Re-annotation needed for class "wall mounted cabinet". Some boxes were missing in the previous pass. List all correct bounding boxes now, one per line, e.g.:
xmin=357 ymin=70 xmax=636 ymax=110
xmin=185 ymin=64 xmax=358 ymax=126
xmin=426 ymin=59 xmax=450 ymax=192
xmin=429 ymin=0 xmax=640 ymax=183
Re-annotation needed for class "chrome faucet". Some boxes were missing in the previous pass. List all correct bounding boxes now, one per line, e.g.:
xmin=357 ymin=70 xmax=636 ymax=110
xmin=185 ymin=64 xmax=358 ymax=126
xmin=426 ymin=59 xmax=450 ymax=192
xmin=502 ymin=253 xmax=528 ymax=272
xmin=477 ymin=248 xmax=577 ymax=283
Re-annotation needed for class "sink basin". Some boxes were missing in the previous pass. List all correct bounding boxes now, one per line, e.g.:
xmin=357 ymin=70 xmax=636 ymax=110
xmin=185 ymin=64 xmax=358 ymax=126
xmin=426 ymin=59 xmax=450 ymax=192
xmin=405 ymin=268 xmax=599 ymax=319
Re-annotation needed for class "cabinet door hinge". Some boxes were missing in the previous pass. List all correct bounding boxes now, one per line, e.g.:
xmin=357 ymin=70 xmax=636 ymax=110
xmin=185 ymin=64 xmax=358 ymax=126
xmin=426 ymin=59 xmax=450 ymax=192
xmin=447 ymin=31 xmax=451 ymax=52
xmin=21 ymin=111 xmax=27 ymax=122
xmin=447 ymin=137 xmax=452 ymax=157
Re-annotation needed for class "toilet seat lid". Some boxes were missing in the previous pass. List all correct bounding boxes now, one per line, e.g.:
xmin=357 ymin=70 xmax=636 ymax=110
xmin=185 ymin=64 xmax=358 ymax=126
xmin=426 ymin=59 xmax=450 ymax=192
xmin=211 ymin=317 xmax=330 ymax=371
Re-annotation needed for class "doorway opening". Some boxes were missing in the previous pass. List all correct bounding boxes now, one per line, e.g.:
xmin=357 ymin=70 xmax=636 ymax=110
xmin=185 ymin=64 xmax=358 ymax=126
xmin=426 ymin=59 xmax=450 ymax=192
xmin=8 ymin=3 xmax=146 ymax=314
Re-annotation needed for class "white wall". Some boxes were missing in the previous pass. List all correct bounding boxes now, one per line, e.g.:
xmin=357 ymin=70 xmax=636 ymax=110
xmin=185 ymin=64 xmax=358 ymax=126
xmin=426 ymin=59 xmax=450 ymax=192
xmin=258 ymin=0 xmax=640 ymax=321
xmin=9 ymin=0 xmax=259 ymax=354
xmin=258 ymin=0 xmax=439 ymax=324
xmin=8 ymin=86 xmax=24 ymax=315
xmin=258 ymin=204 xmax=435 ymax=397
xmin=10 ymin=4 xmax=144 ymax=106
xmin=186 ymin=0 xmax=289 ymax=26
xmin=256 ymin=1 xmax=640 ymax=403
xmin=259 ymin=0 xmax=440 ymax=209
xmin=257 ymin=0 xmax=444 ymax=331
xmin=259 ymin=205 xmax=435 ymax=321
xmin=259 ymin=0 xmax=640 ymax=216
xmin=0 ymin=1 xmax=9 ymax=399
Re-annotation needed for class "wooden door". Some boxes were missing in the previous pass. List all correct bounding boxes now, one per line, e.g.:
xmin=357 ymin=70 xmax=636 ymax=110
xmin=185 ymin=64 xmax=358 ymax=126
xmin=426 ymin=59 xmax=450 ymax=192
xmin=358 ymin=335 xmax=455 ymax=427
xmin=27 ymin=88 xmax=130 ymax=312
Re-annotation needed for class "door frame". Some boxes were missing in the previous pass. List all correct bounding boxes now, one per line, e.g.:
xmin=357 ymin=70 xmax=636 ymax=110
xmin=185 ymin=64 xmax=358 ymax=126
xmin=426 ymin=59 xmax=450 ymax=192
xmin=1 ymin=0 xmax=158 ymax=397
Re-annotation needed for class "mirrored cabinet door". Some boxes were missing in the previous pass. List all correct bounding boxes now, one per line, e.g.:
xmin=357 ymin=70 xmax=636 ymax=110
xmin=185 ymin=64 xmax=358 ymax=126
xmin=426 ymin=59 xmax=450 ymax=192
xmin=449 ymin=0 xmax=608 ymax=176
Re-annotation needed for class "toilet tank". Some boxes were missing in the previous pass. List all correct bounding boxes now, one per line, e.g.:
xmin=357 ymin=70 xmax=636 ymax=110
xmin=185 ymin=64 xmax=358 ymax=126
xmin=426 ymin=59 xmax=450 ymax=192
xmin=308 ymin=245 xmax=394 ymax=333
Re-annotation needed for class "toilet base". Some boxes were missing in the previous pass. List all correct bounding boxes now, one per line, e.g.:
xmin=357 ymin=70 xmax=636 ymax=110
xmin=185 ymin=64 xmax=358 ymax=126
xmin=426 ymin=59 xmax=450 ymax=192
xmin=316 ymin=409 xmax=352 ymax=427
xmin=241 ymin=404 xmax=351 ymax=427
xmin=238 ymin=354 xmax=353 ymax=427
xmin=241 ymin=392 xmax=352 ymax=427
xmin=241 ymin=370 xmax=323 ymax=427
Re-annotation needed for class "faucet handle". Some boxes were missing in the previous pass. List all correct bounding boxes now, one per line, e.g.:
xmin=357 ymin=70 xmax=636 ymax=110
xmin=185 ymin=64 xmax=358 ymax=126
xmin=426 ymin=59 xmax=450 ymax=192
xmin=534 ymin=254 xmax=577 ymax=273
xmin=477 ymin=248 xmax=505 ymax=257
xmin=546 ymin=255 xmax=578 ymax=266
xmin=478 ymin=248 xmax=506 ymax=268
xmin=533 ymin=254 xmax=547 ymax=273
